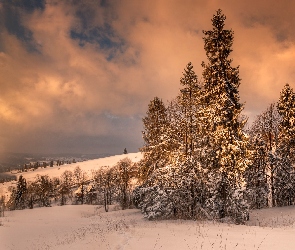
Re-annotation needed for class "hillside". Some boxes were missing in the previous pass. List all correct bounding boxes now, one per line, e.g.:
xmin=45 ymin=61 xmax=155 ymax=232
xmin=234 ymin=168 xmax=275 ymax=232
xmin=0 ymin=152 xmax=142 ymax=202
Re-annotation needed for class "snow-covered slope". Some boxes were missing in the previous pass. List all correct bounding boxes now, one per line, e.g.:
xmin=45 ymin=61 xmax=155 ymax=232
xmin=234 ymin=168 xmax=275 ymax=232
xmin=0 ymin=152 xmax=142 ymax=200
xmin=1 ymin=205 xmax=295 ymax=250
xmin=13 ymin=152 xmax=142 ymax=182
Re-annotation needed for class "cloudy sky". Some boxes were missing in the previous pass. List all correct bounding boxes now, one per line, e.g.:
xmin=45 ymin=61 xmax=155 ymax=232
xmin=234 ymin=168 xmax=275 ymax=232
xmin=0 ymin=0 xmax=294 ymax=156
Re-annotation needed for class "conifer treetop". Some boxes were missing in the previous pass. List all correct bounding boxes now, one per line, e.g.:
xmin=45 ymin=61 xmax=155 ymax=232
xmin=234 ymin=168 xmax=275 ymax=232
xmin=180 ymin=62 xmax=198 ymax=86
xmin=277 ymin=83 xmax=295 ymax=114
xmin=203 ymin=9 xmax=234 ymax=65
xmin=202 ymin=9 xmax=242 ymax=125
xmin=277 ymin=83 xmax=295 ymax=139
xmin=179 ymin=62 xmax=200 ymax=101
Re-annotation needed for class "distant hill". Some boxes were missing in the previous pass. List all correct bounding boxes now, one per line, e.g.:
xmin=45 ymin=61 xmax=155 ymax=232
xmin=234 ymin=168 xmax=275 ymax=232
xmin=10 ymin=152 xmax=142 ymax=183
xmin=0 ymin=152 xmax=112 ymax=172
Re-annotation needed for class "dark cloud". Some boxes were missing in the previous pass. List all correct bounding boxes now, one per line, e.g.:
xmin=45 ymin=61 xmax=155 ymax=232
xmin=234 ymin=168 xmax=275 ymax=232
xmin=0 ymin=1 xmax=45 ymax=52
xmin=11 ymin=0 xmax=45 ymax=12
xmin=70 ymin=23 xmax=126 ymax=61
xmin=5 ymin=120 xmax=142 ymax=155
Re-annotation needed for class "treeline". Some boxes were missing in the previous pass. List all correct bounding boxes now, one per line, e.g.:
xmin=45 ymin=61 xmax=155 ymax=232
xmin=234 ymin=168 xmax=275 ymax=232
xmin=13 ymin=159 xmax=78 ymax=173
xmin=0 ymin=173 xmax=16 ymax=183
xmin=5 ymin=158 xmax=138 ymax=212
xmin=245 ymin=98 xmax=295 ymax=209
xmin=133 ymin=10 xmax=295 ymax=224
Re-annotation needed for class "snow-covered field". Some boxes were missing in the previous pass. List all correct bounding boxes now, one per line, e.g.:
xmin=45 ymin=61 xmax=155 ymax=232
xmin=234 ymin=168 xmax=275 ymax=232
xmin=1 ymin=205 xmax=295 ymax=250
xmin=1 ymin=153 xmax=295 ymax=250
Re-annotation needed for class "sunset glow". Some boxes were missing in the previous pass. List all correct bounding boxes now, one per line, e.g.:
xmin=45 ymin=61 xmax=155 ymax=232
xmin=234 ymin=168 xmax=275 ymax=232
xmin=0 ymin=0 xmax=294 ymax=155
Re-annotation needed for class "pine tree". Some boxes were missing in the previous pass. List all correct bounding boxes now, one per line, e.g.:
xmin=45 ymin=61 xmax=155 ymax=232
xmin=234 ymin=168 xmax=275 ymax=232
xmin=15 ymin=175 xmax=27 ymax=210
xmin=140 ymin=97 xmax=171 ymax=181
xmin=277 ymin=84 xmax=295 ymax=163
xmin=275 ymin=84 xmax=295 ymax=206
xmin=201 ymin=9 xmax=249 ymax=222
xmin=177 ymin=62 xmax=202 ymax=160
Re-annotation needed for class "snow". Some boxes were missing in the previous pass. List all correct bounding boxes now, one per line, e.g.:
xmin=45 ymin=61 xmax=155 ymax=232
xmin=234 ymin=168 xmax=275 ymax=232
xmin=1 ymin=205 xmax=295 ymax=249
xmin=12 ymin=152 xmax=142 ymax=182
xmin=1 ymin=152 xmax=295 ymax=249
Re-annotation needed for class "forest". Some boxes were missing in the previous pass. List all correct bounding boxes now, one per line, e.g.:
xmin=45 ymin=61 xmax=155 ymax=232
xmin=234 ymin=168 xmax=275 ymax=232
xmin=136 ymin=10 xmax=295 ymax=224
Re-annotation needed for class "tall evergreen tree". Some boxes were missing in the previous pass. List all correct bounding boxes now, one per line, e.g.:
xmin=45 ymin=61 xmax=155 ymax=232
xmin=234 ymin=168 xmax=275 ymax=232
xmin=275 ymin=84 xmax=295 ymax=206
xmin=140 ymin=97 xmax=171 ymax=180
xmin=277 ymin=83 xmax=295 ymax=163
xmin=177 ymin=62 xmax=202 ymax=159
xmin=201 ymin=9 xmax=249 ymax=222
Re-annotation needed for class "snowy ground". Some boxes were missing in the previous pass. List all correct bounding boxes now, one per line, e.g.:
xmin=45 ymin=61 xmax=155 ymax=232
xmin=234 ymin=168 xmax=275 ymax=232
xmin=1 ymin=153 xmax=295 ymax=249
xmin=1 ymin=204 xmax=295 ymax=250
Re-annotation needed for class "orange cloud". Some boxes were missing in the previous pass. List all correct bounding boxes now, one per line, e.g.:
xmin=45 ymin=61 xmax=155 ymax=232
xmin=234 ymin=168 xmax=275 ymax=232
xmin=0 ymin=0 xmax=295 ymax=154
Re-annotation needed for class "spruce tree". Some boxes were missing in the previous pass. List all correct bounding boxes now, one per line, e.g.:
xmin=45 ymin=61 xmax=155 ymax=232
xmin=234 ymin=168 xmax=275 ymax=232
xmin=277 ymin=84 xmax=295 ymax=163
xmin=275 ymin=84 xmax=295 ymax=206
xmin=140 ymin=97 xmax=171 ymax=180
xmin=201 ymin=9 xmax=249 ymax=222
xmin=177 ymin=62 xmax=202 ymax=159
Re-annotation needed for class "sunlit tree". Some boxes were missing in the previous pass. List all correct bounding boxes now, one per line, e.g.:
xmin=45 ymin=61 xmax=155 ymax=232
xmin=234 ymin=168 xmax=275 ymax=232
xmin=201 ymin=9 xmax=249 ymax=222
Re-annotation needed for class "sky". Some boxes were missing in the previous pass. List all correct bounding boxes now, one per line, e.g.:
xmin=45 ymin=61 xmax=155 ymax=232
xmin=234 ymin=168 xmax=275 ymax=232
xmin=0 ymin=0 xmax=294 ymax=156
